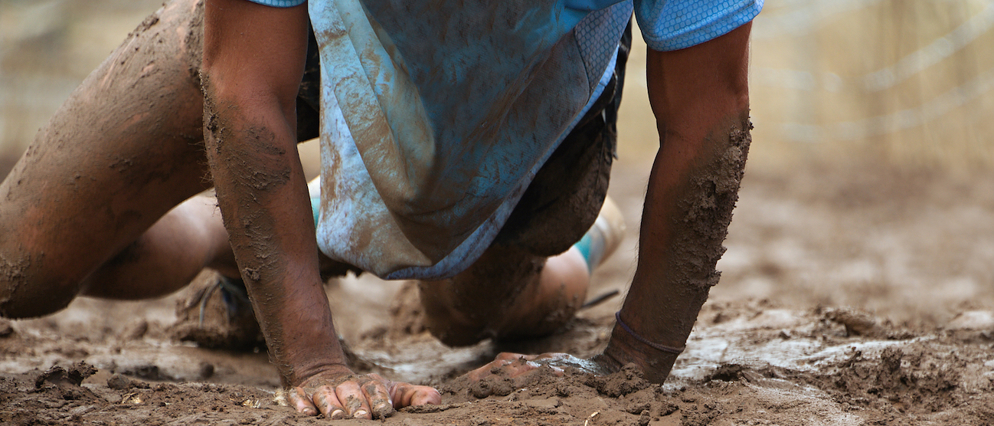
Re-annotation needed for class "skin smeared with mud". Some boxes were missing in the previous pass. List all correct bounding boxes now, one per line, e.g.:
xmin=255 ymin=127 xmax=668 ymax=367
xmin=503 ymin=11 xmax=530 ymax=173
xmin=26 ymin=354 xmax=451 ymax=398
xmin=464 ymin=117 xmax=753 ymax=384
xmin=0 ymin=0 xmax=209 ymax=318
xmin=418 ymin=247 xmax=547 ymax=346
xmin=0 ymin=0 xmax=440 ymax=418
xmin=201 ymin=81 xmax=296 ymax=385
xmin=197 ymin=0 xmax=344 ymax=395
xmin=199 ymin=2 xmax=443 ymax=418
xmin=418 ymin=245 xmax=589 ymax=347
xmin=602 ymin=115 xmax=752 ymax=383
xmin=0 ymin=255 xmax=31 ymax=317
xmin=676 ymin=117 xmax=752 ymax=292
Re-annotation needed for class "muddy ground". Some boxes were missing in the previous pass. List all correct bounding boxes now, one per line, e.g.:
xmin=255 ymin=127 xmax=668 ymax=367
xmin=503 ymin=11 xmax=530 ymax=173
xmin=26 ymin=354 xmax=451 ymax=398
xmin=2 ymin=157 xmax=994 ymax=425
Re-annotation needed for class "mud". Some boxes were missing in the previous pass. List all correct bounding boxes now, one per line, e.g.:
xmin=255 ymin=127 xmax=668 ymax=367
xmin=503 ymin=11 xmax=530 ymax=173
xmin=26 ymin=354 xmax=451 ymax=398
xmin=679 ymin=117 xmax=752 ymax=291
xmin=3 ymin=159 xmax=993 ymax=424
xmin=0 ymin=256 xmax=29 ymax=310
xmin=6 ymin=301 xmax=994 ymax=424
xmin=183 ymin=0 xmax=206 ymax=88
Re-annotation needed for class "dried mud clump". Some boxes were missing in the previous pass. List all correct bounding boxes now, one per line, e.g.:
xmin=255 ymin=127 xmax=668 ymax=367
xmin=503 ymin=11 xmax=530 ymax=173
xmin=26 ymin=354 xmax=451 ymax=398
xmin=34 ymin=361 xmax=97 ymax=389
xmin=470 ymin=376 xmax=516 ymax=398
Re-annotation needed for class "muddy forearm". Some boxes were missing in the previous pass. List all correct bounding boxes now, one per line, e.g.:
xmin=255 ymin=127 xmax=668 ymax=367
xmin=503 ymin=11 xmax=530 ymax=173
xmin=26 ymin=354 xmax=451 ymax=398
xmin=201 ymin=0 xmax=349 ymax=388
xmin=203 ymin=94 xmax=346 ymax=387
xmin=602 ymin=23 xmax=753 ymax=383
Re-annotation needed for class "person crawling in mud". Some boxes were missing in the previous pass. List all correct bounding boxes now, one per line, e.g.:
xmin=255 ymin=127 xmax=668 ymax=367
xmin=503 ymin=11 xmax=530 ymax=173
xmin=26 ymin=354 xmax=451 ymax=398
xmin=0 ymin=0 xmax=760 ymax=420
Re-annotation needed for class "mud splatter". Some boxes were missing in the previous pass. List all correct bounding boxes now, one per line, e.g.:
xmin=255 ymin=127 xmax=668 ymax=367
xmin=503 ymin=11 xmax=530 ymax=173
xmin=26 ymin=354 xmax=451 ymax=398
xmin=130 ymin=13 xmax=160 ymax=37
xmin=0 ymin=253 xmax=31 ymax=318
xmin=677 ymin=116 xmax=752 ymax=291
xmin=184 ymin=0 xmax=205 ymax=89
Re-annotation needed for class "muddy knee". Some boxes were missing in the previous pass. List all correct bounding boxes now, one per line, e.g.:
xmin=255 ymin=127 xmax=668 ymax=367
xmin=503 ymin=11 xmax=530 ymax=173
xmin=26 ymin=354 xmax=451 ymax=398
xmin=417 ymin=246 xmax=573 ymax=347
xmin=417 ymin=280 xmax=491 ymax=347
xmin=0 ymin=258 xmax=80 ymax=319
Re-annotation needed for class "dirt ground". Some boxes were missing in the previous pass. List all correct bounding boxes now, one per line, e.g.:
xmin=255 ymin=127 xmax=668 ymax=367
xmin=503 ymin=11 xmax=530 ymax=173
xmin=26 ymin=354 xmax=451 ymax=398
xmin=3 ymin=156 xmax=994 ymax=425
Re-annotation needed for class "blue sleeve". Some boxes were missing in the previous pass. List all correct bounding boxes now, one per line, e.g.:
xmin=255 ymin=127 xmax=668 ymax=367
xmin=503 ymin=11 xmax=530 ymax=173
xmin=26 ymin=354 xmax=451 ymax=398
xmin=634 ymin=0 xmax=763 ymax=51
xmin=244 ymin=0 xmax=306 ymax=7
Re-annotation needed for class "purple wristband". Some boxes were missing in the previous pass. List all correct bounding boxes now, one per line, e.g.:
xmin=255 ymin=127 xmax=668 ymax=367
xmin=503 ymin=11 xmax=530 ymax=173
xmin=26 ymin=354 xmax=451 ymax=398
xmin=615 ymin=312 xmax=685 ymax=355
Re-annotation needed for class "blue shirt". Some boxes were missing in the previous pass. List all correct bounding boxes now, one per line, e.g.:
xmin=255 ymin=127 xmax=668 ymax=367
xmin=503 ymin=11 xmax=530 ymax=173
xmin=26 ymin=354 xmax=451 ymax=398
xmin=246 ymin=0 xmax=762 ymax=279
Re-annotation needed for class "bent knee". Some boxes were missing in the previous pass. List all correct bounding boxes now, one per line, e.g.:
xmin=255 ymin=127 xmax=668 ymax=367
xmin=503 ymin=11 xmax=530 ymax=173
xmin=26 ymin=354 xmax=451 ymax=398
xmin=0 ymin=265 xmax=80 ymax=319
xmin=416 ymin=281 xmax=490 ymax=347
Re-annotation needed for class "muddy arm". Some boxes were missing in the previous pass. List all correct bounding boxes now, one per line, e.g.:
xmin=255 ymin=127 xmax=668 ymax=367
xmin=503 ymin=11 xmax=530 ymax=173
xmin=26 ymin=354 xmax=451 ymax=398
xmin=200 ymin=0 xmax=347 ymax=388
xmin=600 ymin=22 xmax=753 ymax=383
xmin=200 ymin=1 xmax=439 ymax=417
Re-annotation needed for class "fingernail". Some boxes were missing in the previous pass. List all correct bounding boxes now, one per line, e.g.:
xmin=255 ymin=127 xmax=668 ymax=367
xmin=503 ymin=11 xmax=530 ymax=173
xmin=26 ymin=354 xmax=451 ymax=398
xmin=353 ymin=410 xmax=368 ymax=419
xmin=302 ymin=408 xmax=316 ymax=416
xmin=330 ymin=409 xmax=345 ymax=420
xmin=372 ymin=402 xmax=392 ymax=418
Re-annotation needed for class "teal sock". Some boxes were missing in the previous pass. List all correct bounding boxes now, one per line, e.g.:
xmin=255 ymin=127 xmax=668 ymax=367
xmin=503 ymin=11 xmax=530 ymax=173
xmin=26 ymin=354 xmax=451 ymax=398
xmin=573 ymin=227 xmax=606 ymax=274
xmin=310 ymin=196 xmax=321 ymax=227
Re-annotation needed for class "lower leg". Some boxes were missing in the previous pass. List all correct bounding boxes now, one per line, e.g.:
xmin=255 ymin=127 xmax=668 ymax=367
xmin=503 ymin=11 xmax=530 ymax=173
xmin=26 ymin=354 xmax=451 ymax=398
xmin=497 ymin=206 xmax=625 ymax=339
xmin=419 ymin=198 xmax=625 ymax=346
xmin=495 ymin=247 xmax=590 ymax=338
xmin=419 ymin=246 xmax=590 ymax=347
xmin=80 ymin=196 xmax=237 ymax=300
xmin=418 ymin=246 xmax=552 ymax=346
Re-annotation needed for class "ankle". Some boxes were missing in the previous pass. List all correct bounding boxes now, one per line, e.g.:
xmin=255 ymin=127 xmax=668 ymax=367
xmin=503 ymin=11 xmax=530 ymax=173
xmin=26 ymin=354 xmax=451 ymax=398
xmin=602 ymin=317 xmax=683 ymax=384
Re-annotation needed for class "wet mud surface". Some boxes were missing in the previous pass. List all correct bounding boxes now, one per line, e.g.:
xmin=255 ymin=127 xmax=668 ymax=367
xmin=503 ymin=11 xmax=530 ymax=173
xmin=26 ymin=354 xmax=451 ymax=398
xmin=3 ymin=160 xmax=994 ymax=424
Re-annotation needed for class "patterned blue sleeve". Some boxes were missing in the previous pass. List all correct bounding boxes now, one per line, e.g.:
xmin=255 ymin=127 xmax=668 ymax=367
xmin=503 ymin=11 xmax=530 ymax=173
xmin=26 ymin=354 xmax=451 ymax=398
xmin=243 ymin=0 xmax=306 ymax=7
xmin=634 ymin=0 xmax=763 ymax=51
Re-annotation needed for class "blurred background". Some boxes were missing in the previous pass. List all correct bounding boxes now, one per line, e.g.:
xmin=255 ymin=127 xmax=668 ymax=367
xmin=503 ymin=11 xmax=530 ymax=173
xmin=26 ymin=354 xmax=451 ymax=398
xmin=1 ymin=0 xmax=993 ymax=323
xmin=3 ymin=0 xmax=993 ymax=172
xmin=618 ymin=0 xmax=994 ymax=173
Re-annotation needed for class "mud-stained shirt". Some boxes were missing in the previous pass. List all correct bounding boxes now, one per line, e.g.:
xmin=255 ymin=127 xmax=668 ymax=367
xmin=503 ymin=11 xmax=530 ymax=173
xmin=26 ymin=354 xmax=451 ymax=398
xmin=248 ymin=0 xmax=763 ymax=279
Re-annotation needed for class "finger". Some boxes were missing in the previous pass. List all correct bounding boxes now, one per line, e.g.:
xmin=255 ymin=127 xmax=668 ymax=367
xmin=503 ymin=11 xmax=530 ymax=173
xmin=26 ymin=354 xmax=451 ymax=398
xmin=358 ymin=376 xmax=394 ymax=419
xmin=288 ymin=387 xmax=318 ymax=416
xmin=480 ymin=359 xmax=537 ymax=379
xmin=335 ymin=380 xmax=371 ymax=419
xmin=390 ymin=382 xmax=442 ymax=408
xmin=311 ymin=385 xmax=347 ymax=420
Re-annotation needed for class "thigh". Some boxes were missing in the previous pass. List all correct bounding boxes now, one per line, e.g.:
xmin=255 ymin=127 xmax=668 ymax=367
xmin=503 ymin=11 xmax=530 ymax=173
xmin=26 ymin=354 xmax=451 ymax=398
xmin=0 ymin=0 xmax=209 ymax=313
